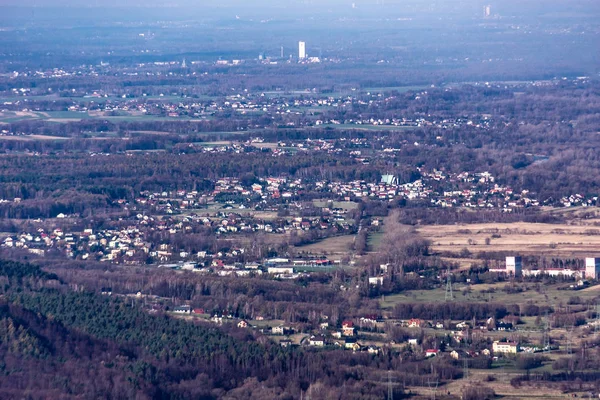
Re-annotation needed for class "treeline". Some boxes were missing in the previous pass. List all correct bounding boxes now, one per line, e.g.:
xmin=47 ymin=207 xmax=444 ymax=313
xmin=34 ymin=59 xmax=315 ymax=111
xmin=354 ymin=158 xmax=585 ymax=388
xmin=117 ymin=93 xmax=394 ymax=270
xmin=392 ymin=301 xmax=553 ymax=321
xmin=397 ymin=205 xmax=565 ymax=225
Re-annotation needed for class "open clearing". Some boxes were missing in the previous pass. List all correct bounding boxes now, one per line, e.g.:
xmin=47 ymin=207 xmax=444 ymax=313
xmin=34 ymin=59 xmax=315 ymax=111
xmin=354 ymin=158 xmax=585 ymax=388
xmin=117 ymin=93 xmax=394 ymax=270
xmin=418 ymin=222 xmax=600 ymax=258
xmin=312 ymin=200 xmax=359 ymax=210
xmin=380 ymin=281 xmax=600 ymax=310
xmin=0 ymin=134 xmax=70 ymax=141
xmin=295 ymin=234 xmax=355 ymax=256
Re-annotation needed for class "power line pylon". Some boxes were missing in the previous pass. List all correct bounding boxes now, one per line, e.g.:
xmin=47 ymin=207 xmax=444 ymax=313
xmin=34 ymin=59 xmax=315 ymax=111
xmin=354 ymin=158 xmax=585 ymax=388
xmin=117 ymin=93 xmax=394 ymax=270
xmin=543 ymin=310 xmax=550 ymax=351
xmin=445 ymin=270 xmax=453 ymax=302
xmin=388 ymin=370 xmax=393 ymax=400
xmin=566 ymin=325 xmax=574 ymax=355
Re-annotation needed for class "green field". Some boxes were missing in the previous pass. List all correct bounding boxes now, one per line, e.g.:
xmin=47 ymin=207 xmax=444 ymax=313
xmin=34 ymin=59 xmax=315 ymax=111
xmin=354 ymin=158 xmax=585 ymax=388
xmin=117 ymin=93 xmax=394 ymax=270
xmin=367 ymin=231 xmax=384 ymax=251
xmin=312 ymin=200 xmax=359 ymax=210
xmin=380 ymin=282 xmax=600 ymax=310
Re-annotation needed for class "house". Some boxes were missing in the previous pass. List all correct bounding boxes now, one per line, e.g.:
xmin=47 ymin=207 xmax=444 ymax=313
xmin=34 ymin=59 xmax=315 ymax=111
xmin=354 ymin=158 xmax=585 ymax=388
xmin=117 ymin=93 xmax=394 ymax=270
xmin=192 ymin=308 xmax=205 ymax=315
xmin=344 ymin=339 xmax=361 ymax=351
xmin=408 ymin=318 xmax=423 ymax=328
xmin=309 ymin=336 xmax=325 ymax=347
xmin=342 ymin=321 xmax=355 ymax=336
xmin=496 ymin=321 xmax=514 ymax=331
xmin=320 ymin=322 xmax=329 ymax=330
xmin=367 ymin=346 xmax=381 ymax=355
xmin=450 ymin=350 xmax=469 ymax=360
xmin=456 ymin=321 xmax=470 ymax=329
xmin=408 ymin=338 xmax=419 ymax=346
xmin=368 ymin=276 xmax=384 ymax=286
xmin=280 ymin=339 xmax=292 ymax=348
xmin=237 ymin=320 xmax=249 ymax=328
xmin=268 ymin=267 xmax=294 ymax=275
xmin=493 ymin=340 xmax=520 ymax=354
xmin=360 ymin=315 xmax=378 ymax=325
xmin=425 ymin=349 xmax=440 ymax=358
xmin=272 ymin=325 xmax=286 ymax=335
xmin=173 ymin=305 xmax=191 ymax=314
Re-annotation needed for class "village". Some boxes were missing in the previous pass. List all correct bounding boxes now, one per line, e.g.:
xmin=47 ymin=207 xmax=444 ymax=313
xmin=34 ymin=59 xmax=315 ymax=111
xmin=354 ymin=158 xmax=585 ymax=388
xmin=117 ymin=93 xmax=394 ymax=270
xmin=1 ymin=163 xmax=596 ymax=268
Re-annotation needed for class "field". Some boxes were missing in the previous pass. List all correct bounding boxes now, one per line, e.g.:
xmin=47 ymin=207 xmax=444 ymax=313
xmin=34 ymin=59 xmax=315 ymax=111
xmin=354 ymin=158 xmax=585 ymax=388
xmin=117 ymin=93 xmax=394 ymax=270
xmin=427 ymin=370 xmax=569 ymax=399
xmin=0 ymin=134 xmax=70 ymax=141
xmin=380 ymin=281 xmax=600 ymax=310
xmin=312 ymin=200 xmax=359 ymax=210
xmin=367 ymin=231 xmax=384 ymax=251
xmin=418 ymin=222 xmax=600 ymax=258
xmin=294 ymin=234 xmax=355 ymax=256
xmin=0 ymin=109 xmax=214 ymax=124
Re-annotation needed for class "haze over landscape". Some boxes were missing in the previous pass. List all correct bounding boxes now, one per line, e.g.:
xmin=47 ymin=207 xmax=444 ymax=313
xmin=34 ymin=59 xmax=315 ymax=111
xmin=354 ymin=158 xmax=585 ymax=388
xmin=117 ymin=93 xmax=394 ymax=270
xmin=0 ymin=0 xmax=599 ymax=399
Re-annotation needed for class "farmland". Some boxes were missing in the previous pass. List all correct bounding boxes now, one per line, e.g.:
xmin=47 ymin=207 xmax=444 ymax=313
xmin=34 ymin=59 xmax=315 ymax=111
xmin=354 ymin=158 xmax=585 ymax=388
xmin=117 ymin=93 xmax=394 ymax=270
xmin=418 ymin=222 xmax=600 ymax=259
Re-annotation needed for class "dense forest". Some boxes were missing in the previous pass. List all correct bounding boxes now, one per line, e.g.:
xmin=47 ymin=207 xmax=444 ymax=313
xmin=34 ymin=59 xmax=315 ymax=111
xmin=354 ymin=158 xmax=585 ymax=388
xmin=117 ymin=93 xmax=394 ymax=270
xmin=0 ymin=259 xmax=470 ymax=399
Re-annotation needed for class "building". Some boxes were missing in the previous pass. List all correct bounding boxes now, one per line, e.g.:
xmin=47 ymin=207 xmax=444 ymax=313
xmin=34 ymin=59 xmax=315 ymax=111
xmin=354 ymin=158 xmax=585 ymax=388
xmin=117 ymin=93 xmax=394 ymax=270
xmin=344 ymin=339 xmax=361 ymax=351
xmin=586 ymin=258 xmax=600 ymax=280
xmin=506 ymin=256 xmax=522 ymax=277
xmin=310 ymin=336 xmax=325 ymax=347
xmin=380 ymin=174 xmax=398 ymax=185
xmin=368 ymin=276 xmax=384 ymax=286
xmin=450 ymin=350 xmax=468 ymax=360
xmin=493 ymin=340 xmax=520 ymax=354
xmin=483 ymin=5 xmax=491 ymax=18
xmin=407 ymin=318 xmax=423 ymax=328
xmin=299 ymin=41 xmax=306 ymax=59
xmin=272 ymin=325 xmax=287 ymax=335
xmin=342 ymin=321 xmax=355 ymax=336
xmin=522 ymin=268 xmax=583 ymax=279
xmin=268 ymin=266 xmax=294 ymax=275
xmin=237 ymin=320 xmax=249 ymax=328
xmin=173 ymin=305 xmax=191 ymax=314
xmin=425 ymin=349 xmax=439 ymax=358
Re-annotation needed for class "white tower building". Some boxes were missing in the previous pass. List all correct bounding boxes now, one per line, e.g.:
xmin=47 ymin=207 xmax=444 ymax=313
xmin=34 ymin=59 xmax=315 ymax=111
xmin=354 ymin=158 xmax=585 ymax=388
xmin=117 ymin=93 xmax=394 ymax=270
xmin=299 ymin=41 xmax=306 ymax=59
xmin=506 ymin=256 xmax=522 ymax=277
xmin=586 ymin=258 xmax=600 ymax=280
xmin=484 ymin=5 xmax=491 ymax=18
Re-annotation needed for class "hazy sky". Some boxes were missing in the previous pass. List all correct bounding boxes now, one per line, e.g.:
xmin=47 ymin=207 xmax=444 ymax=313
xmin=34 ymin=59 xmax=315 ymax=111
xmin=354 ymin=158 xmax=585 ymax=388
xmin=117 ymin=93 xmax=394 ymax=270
xmin=3 ymin=0 xmax=599 ymax=15
xmin=2 ymin=0 xmax=599 ymax=23
xmin=4 ymin=0 xmax=594 ymax=8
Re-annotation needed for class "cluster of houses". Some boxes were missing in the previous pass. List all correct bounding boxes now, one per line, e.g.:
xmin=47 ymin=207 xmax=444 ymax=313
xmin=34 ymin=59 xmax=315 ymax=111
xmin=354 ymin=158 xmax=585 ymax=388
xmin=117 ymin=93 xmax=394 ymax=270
xmin=125 ymin=170 xmax=571 ymax=213
xmin=194 ymin=311 xmax=539 ymax=358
